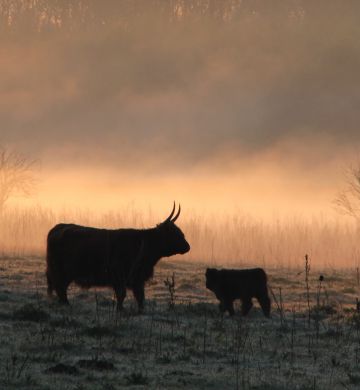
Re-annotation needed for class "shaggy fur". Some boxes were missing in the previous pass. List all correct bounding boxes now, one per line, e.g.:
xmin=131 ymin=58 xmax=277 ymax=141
xmin=205 ymin=268 xmax=271 ymax=317
xmin=46 ymin=207 xmax=190 ymax=311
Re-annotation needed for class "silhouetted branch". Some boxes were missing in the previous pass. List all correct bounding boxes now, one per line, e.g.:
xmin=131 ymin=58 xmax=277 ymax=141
xmin=334 ymin=163 xmax=360 ymax=220
xmin=0 ymin=146 xmax=38 ymax=211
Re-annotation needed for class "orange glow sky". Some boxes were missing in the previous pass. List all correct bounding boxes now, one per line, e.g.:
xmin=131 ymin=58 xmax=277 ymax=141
xmin=2 ymin=1 xmax=360 ymax=221
xmin=26 ymin=134 xmax=355 ymax=221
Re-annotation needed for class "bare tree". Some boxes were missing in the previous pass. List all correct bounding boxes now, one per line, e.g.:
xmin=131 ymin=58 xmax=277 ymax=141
xmin=0 ymin=147 xmax=38 ymax=211
xmin=334 ymin=163 xmax=360 ymax=220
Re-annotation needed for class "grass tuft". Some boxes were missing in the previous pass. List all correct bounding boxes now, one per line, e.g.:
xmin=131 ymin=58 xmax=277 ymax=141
xmin=13 ymin=303 xmax=49 ymax=322
xmin=124 ymin=371 xmax=149 ymax=385
xmin=44 ymin=363 xmax=79 ymax=376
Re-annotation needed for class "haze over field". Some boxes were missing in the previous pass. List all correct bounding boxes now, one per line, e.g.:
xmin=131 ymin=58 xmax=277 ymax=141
xmin=1 ymin=0 xmax=359 ymax=218
xmin=4 ymin=6 xmax=360 ymax=390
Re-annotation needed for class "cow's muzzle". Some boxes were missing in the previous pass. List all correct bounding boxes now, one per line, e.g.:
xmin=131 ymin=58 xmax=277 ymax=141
xmin=180 ymin=242 xmax=190 ymax=254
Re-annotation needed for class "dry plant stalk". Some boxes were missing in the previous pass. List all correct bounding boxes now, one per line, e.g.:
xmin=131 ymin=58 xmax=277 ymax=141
xmin=164 ymin=273 xmax=176 ymax=309
xmin=305 ymin=254 xmax=311 ymax=327
xmin=269 ymin=286 xmax=285 ymax=326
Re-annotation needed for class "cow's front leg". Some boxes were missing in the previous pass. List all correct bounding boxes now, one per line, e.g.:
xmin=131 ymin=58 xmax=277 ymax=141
xmin=241 ymin=298 xmax=253 ymax=316
xmin=114 ymin=285 xmax=126 ymax=311
xmin=55 ymin=279 xmax=71 ymax=305
xmin=132 ymin=284 xmax=145 ymax=313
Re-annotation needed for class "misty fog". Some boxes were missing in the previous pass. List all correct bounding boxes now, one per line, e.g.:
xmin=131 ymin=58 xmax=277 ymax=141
xmin=1 ymin=0 xmax=360 ymax=216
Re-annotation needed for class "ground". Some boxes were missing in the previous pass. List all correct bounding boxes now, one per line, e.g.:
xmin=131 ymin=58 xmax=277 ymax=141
xmin=0 ymin=257 xmax=360 ymax=389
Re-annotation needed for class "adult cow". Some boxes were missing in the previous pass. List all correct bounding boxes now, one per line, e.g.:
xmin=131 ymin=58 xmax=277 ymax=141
xmin=46 ymin=203 xmax=190 ymax=311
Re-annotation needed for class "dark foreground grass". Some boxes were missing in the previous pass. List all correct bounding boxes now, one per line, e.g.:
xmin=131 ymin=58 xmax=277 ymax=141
xmin=0 ymin=258 xmax=360 ymax=389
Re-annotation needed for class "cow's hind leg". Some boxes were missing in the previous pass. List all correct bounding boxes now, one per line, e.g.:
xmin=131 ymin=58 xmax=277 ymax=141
xmin=132 ymin=284 xmax=145 ymax=313
xmin=114 ymin=285 xmax=126 ymax=311
xmin=241 ymin=297 xmax=253 ymax=316
xmin=224 ymin=299 xmax=235 ymax=316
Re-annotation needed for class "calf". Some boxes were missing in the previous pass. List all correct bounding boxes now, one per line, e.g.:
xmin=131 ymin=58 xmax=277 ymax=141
xmin=205 ymin=268 xmax=271 ymax=317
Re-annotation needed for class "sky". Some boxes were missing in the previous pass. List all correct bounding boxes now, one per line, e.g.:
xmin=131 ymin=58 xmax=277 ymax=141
xmin=1 ymin=1 xmax=360 ymax=219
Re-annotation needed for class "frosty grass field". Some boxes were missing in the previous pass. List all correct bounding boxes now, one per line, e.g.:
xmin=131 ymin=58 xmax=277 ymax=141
xmin=1 ymin=256 xmax=360 ymax=390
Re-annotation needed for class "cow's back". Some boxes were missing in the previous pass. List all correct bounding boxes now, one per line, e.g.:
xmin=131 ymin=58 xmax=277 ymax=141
xmin=217 ymin=268 xmax=268 ymax=298
xmin=47 ymin=224 xmax=109 ymax=281
xmin=46 ymin=223 xmax=144 ymax=283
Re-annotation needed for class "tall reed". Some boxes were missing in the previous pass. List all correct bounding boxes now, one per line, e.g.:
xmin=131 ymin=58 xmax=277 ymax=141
xmin=0 ymin=205 xmax=358 ymax=268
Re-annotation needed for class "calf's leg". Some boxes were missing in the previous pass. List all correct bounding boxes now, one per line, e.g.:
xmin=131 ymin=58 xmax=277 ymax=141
xmin=257 ymin=293 xmax=271 ymax=318
xmin=132 ymin=284 xmax=145 ymax=313
xmin=114 ymin=285 xmax=127 ymax=311
xmin=54 ymin=282 xmax=70 ymax=305
xmin=219 ymin=300 xmax=226 ymax=313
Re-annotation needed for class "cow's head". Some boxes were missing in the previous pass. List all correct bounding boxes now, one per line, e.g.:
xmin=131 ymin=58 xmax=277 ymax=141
xmin=157 ymin=203 xmax=190 ymax=257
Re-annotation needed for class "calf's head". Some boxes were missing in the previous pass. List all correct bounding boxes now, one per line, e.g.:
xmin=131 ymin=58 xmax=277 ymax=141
xmin=205 ymin=268 xmax=219 ymax=291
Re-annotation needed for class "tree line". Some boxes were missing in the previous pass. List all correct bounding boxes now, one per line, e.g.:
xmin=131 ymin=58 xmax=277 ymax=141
xmin=1 ymin=0 xmax=353 ymax=33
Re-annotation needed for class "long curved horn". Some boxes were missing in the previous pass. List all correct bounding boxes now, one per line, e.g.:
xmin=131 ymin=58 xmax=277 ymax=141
xmin=171 ymin=204 xmax=181 ymax=223
xmin=163 ymin=201 xmax=176 ymax=223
